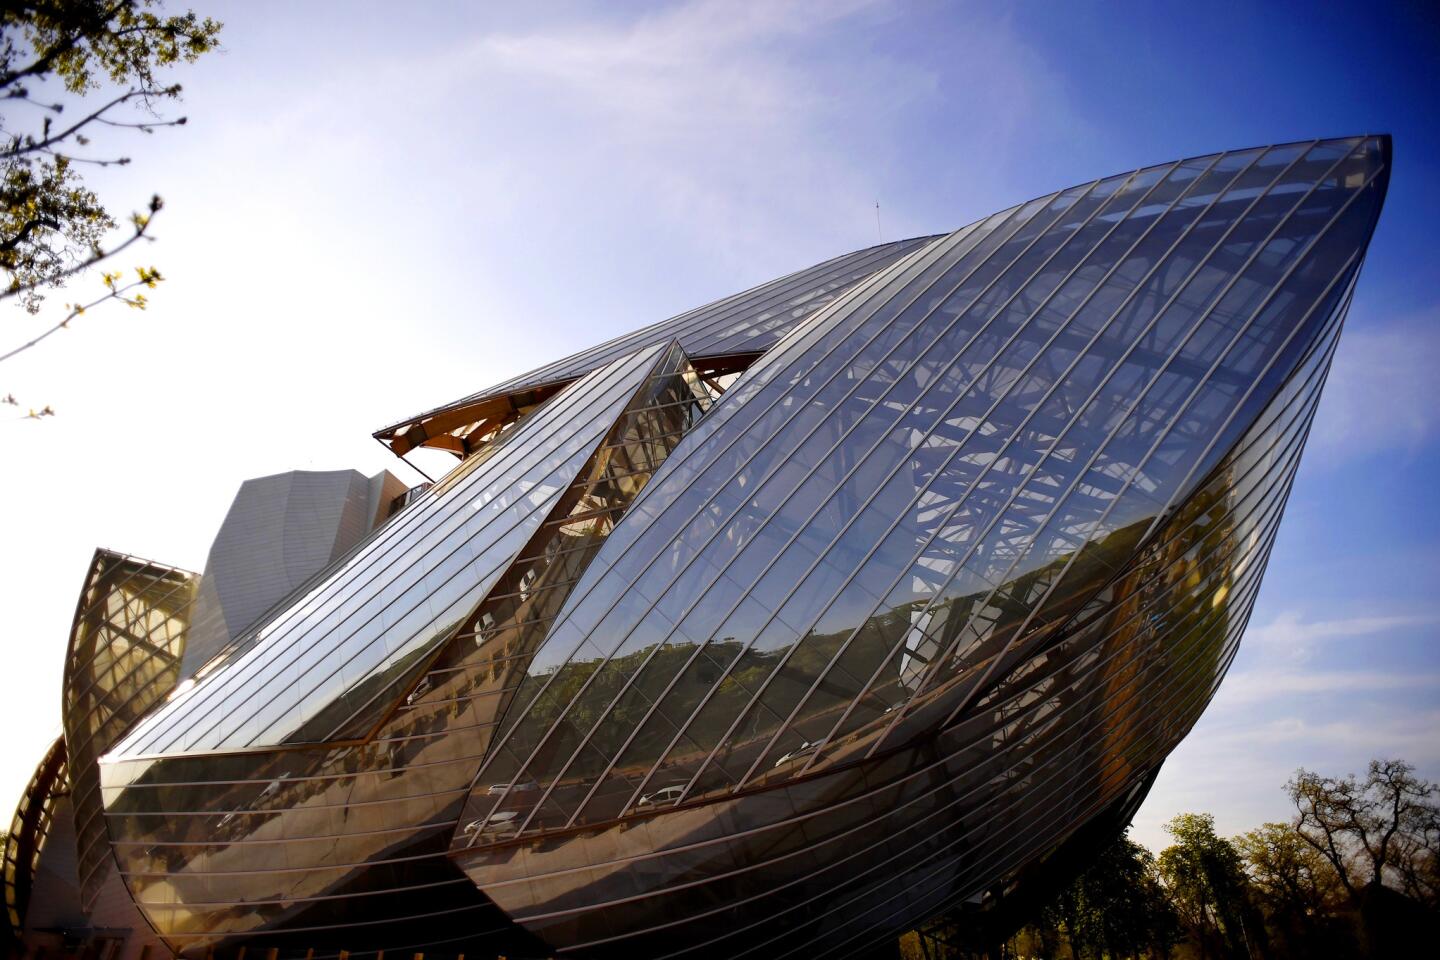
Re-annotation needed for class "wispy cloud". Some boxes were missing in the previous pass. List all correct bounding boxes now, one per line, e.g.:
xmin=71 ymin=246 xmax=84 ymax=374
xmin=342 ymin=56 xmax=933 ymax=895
xmin=1217 ymin=668 xmax=1440 ymax=704
xmin=450 ymin=0 xmax=926 ymax=271
xmin=1131 ymin=706 xmax=1440 ymax=851
xmin=416 ymin=0 xmax=1081 ymax=277
xmin=1244 ymin=609 xmax=1436 ymax=662
xmin=1311 ymin=307 xmax=1440 ymax=464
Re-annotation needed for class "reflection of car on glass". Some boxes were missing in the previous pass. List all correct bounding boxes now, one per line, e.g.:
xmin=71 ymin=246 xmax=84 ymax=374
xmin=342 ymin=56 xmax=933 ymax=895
xmin=461 ymin=810 xmax=520 ymax=842
xmin=772 ymin=741 xmax=817 ymax=768
xmin=404 ymin=676 xmax=432 ymax=707
xmin=218 ymin=773 xmax=291 ymax=828
xmin=257 ymin=774 xmax=290 ymax=800
xmin=636 ymin=785 xmax=687 ymax=808
xmin=486 ymin=780 xmax=540 ymax=797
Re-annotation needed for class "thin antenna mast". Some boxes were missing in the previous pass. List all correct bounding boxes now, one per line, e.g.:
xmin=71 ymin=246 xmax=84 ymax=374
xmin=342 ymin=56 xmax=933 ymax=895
xmin=875 ymin=200 xmax=883 ymax=243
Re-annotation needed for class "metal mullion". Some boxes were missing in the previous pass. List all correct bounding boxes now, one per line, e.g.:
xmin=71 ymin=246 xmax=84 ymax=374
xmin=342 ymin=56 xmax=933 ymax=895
xmin=320 ymin=355 xmax=697 ymax=746
xmin=799 ymin=542 xmax=1285 ymax=960
xmin=112 ymin=743 xmax=489 ymax=800
xmin=958 ymin=406 xmax=1322 ymax=747
xmin=581 ymin=603 xmax=1243 ymax=957
xmin=459 ymin=575 xmax=589 ymax=608
xmin=529 ymin=181 xmax=1125 ymax=831
xmin=66 ymin=580 xmax=184 ymax=717
xmin=684 ymin=242 xmax=929 ymax=350
xmin=581 ymin=241 xmax=938 ymax=377
xmin=799 ymin=146 xmax=1343 ymax=777
xmin=65 ymin=576 xmax=191 ymax=715
xmin=460 ymin=611 xmax=562 ymax=641
xmin=567 ymin=461 xmax=667 ymax=492
xmin=71 ymin=555 xmax=188 ymax=628
xmin=131 ymin=392 xmax=613 ymax=757
xmin=487 ymin=240 xmax=934 ymax=402
xmin=212 ymin=362 xmax=622 ymax=657
xmin=65 ymin=556 xmax=187 ymax=646
xmin=1136 ymin=285 xmax=1366 ymax=546
xmin=723 ymin=158 xmax=1220 ymax=790
xmin=479 ymin=488 xmax=1285 ymax=920
xmin=473 ymin=223 xmax=983 ymax=834
xmin=373 ymin=718 xmax=507 ymax=747
xmin=510 ymin=537 xmax=609 ymax=569
xmin=585 ymin=176 xmax=1139 ymax=823
xmin=558 ymin=185 xmax=1123 ymax=829
xmin=923 ymin=161 xmax=1377 ymax=738
xmin=915 ymin=322 xmax=1330 ymax=771
xmin=640 ymin=515 xmax=1290 ymax=960
xmin=72 ymin=656 xmax=183 ymax=769
xmin=866 ymin=141 xmax=1359 ymax=752
xmin=139 ymin=899 xmax=495 ymax=939
xmin=118 ymin=832 xmax=485 ymax=877
xmin=73 ymin=674 xmax=178 ymax=794
xmin=469 ymin=197 xmax=1053 ymax=836
xmin=550 ymin=569 xmax=1271 ymax=956
xmin=851 ymin=143 xmax=1330 ymax=752
xmin=515 ymin=246 xmax=898 ymax=388
xmin=394 ymin=680 xmax=519 ymax=713
xmin=607 ymin=393 xmax=711 ymax=422
xmin=156 ymin=346 xmax=663 ymax=754
xmin=145 ymin=343 xmax=659 ymax=745
xmin=107 ymin=729 xmax=486 ymax=792
xmin=537 ymin=503 xmax=624 ymax=531
xmin=113 ymin=816 xmax=450 ymax=848
xmin=130 ymin=873 xmax=473 ymax=910
xmin=591 ymin=433 xmax=685 ymax=468
xmin=598 ymin=420 xmax=690 ymax=450
xmin=921 ymin=241 xmax=1359 ymax=759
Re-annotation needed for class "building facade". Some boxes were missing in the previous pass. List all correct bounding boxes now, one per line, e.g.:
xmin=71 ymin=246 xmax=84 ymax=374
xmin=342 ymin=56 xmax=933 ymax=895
xmin=7 ymin=135 xmax=1390 ymax=959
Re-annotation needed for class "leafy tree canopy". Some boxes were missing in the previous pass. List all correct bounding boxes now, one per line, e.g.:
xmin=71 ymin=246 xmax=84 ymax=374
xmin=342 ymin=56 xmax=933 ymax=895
xmin=1 ymin=0 xmax=220 ymax=401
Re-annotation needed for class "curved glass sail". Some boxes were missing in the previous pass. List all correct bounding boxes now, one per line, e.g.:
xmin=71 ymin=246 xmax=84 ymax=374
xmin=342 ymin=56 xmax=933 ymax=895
xmin=447 ymin=136 xmax=1388 ymax=955
xmin=53 ymin=135 xmax=1390 ymax=960
xmin=61 ymin=550 xmax=195 ymax=910
xmin=116 ymin=341 xmax=677 ymax=756
xmin=97 ymin=341 xmax=723 ymax=955
xmin=375 ymin=235 xmax=940 ymax=457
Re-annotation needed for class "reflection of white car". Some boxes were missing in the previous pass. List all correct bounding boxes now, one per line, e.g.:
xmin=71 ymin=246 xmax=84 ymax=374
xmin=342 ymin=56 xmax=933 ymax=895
xmin=405 ymin=677 xmax=432 ymax=706
xmin=461 ymin=810 xmax=520 ymax=841
xmin=773 ymin=741 xmax=817 ymax=767
xmin=486 ymin=780 xmax=539 ymax=797
xmin=637 ymin=785 xmax=686 ymax=807
xmin=258 ymin=774 xmax=290 ymax=801
xmin=218 ymin=772 xmax=292 ymax=828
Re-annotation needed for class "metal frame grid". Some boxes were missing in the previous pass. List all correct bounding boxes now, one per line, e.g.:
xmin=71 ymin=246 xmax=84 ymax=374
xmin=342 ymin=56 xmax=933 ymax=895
xmin=34 ymin=133 xmax=1389 ymax=959
xmin=61 ymin=549 xmax=196 ymax=910
xmin=442 ymin=136 xmax=1387 ymax=956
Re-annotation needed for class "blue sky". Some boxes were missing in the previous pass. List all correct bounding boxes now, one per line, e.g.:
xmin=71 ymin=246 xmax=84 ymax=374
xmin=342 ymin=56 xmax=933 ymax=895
xmin=1 ymin=0 xmax=1436 ymax=854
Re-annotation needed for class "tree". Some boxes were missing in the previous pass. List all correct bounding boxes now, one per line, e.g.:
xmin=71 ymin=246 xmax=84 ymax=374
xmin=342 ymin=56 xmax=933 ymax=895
xmin=1065 ymin=831 xmax=1181 ymax=959
xmin=1287 ymin=759 xmax=1439 ymax=904
xmin=1287 ymin=759 xmax=1440 ymax=954
xmin=1236 ymin=821 xmax=1355 ymax=958
xmin=1009 ymin=829 xmax=1181 ymax=960
xmin=1 ymin=0 xmax=220 ymax=408
xmin=1157 ymin=813 xmax=1261 ymax=960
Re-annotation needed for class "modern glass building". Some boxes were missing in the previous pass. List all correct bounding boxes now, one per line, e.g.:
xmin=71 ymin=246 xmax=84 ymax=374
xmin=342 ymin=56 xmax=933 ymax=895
xmin=6 ymin=135 xmax=1390 ymax=959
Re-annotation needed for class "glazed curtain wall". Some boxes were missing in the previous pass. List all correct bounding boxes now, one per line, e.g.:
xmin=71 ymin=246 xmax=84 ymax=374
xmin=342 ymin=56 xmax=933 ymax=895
xmin=98 ymin=343 xmax=717 ymax=957
xmin=449 ymin=136 xmax=1387 ymax=956
xmin=379 ymin=234 xmax=939 ymax=438
xmin=61 ymin=551 xmax=195 ymax=910
xmin=72 ymin=134 xmax=1389 ymax=960
xmin=459 ymin=137 xmax=1386 ymax=841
